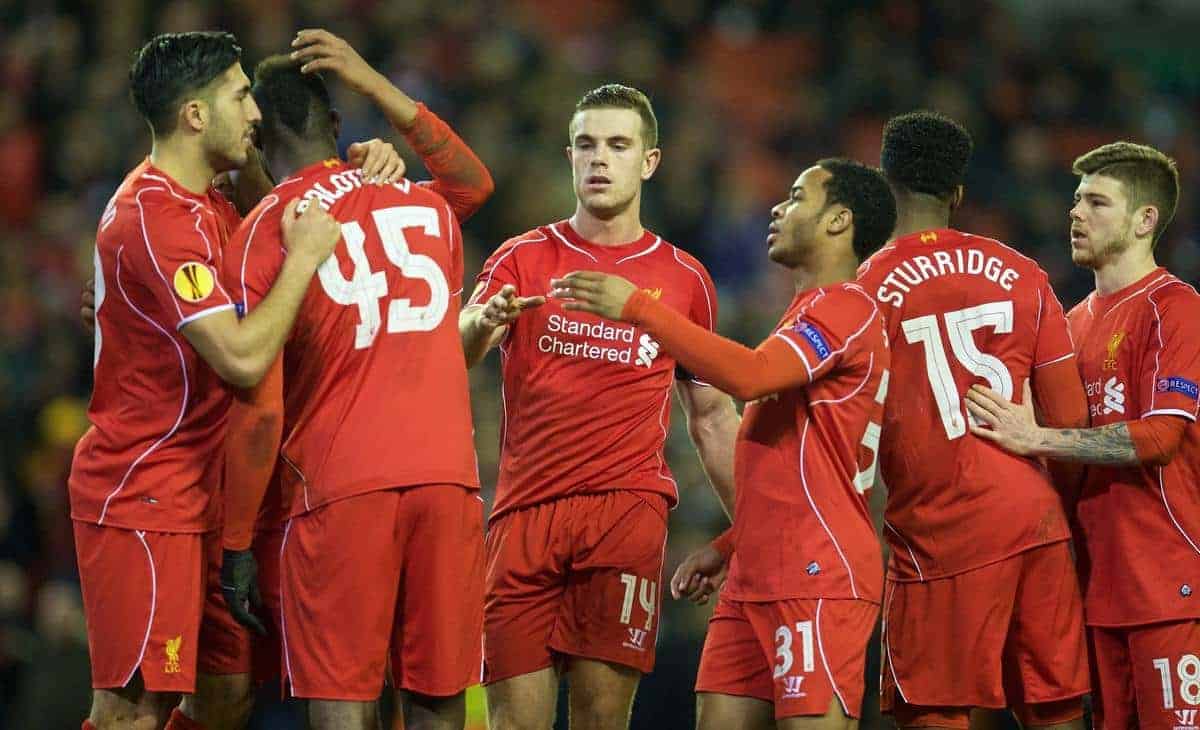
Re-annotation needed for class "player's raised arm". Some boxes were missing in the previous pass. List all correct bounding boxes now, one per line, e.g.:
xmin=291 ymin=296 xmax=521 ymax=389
xmin=184 ymin=198 xmax=340 ymax=388
xmin=551 ymin=272 xmax=871 ymax=402
xmin=291 ymin=28 xmax=494 ymax=220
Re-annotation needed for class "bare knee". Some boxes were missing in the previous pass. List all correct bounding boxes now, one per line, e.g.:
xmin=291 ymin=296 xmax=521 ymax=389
xmin=486 ymin=669 xmax=558 ymax=730
xmin=185 ymin=672 xmax=255 ymax=730
xmin=308 ymin=699 xmax=377 ymax=730
xmin=399 ymin=690 xmax=465 ymax=730
xmin=90 ymin=684 xmax=177 ymax=730
xmin=566 ymin=660 xmax=640 ymax=730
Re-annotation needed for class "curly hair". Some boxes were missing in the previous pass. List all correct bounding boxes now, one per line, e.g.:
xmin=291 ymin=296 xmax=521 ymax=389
xmin=880 ymin=110 xmax=973 ymax=199
xmin=817 ymin=158 xmax=897 ymax=259
xmin=252 ymin=54 xmax=334 ymax=141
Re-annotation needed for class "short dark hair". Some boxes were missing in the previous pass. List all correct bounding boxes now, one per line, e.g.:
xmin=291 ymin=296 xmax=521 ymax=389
xmin=129 ymin=31 xmax=242 ymax=135
xmin=1073 ymin=141 xmax=1180 ymax=245
xmin=817 ymin=158 xmax=898 ymax=259
xmin=252 ymin=54 xmax=334 ymax=142
xmin=572 ymin=84 xmax=658 ymax=149
xmin=880 ymin=110 xmax=973 ymax=199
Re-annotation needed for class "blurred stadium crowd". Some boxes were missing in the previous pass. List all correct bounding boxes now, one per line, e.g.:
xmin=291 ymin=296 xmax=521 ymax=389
xmin=1 ymin=1 xmax=1197 ymax=727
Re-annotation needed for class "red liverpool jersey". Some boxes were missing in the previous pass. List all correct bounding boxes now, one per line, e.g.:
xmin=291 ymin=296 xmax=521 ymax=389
xmin=70 ymin=159 xmax=240 ymax=532
xmin=723 ymin=283 xmax=888 ymax=603
xmin=1068 ymin=268 xmax=1200 ymax=626
xmin=230 ymin=159 xmax=479 ymax=518
xmin=471 ymin=220 xmax=718 ymax=521
xmin=856 ymin=228 xmax=1076 ymax=581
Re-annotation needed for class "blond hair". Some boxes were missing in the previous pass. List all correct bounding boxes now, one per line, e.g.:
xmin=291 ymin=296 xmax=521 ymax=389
xmin=572 ymin=84 xmax=658 ymax=149
xmin=1072 ymin=141 xmax=1180 ymax=245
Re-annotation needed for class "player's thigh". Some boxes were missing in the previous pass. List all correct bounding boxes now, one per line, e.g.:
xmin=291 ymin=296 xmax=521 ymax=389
xmin=483 ymin=500 xmax=569 ymax=685
xmin=485 ymin=666 xmax=559 ymax=730
xmin=882 ymin=558 xmax=1021 ymax=710
xmin=742 ymin=599 xmax=877 ymax=723
xmin=391 ymin=485 xmax=485 ymax=697
xmin=552 ymin=492 xmax=667 ymax=674
xmin=776 ymin=697 xmax=857 ymax=730
xmin=1127 ymin=618 xmax=1200 ymax=730
xmin=279 ymin=491 xmax=406 ymax=700
xmin=1004 ymin=542 xmax=1089 ymax=713
xmin=396 ymin=688 xmax=467 ymax=730
xmin=307 ymin=699 xmax=377 ymax=730
xmin=75 ymin=522 xmax=206 ymax=695
xmin=565 ymin=657 xmax=642 ymax=729
xmin=696 ymin=692 xmax=775 ymax=730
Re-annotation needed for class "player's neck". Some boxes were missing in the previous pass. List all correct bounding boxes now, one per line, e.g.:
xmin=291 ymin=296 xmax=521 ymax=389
xmin=890 ymin=209 xmax=951 ymax=241
xmin=1092 ymin=246 xmax=1159 ymax=296
xmin=149 ymin=137 xmax=218 ymax=195
xmin=267 ymin=144 xmax=337 ymax=182
xmin=569 ymin=204 xmax=644 ymax=246
xmin=793 ymin=255 xmax=858 ymax=294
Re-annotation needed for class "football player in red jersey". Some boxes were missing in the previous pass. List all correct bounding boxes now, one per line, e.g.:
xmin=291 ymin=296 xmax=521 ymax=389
xmin=854 ymin=111 xmax=1091 ymax=730
xmin=551 ymin=158 xmax=896 ymax=729
xmin=459 ymin=85 xmax=741 ymax=729
xmin=967 ymin=142 xmax=1200 ymax=730
xmin=214 ymin=29 xmax=495 ymax=730
xmin=72 ymin=32 xmax=346 ymax=730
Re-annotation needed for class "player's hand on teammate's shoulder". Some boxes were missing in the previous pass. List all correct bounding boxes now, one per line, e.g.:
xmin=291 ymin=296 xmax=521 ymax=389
xmin=281 ymin=197 xmax=341 ymax=267
xmin=292 ymin=28 xmax=387 ymax=100
xmin=480 ymin=284 xmax=546 ymax=329
xmin=346 ymin=139 xmax=406 ymax=186
xmin=80 ymin=278 xmax=96 ymax=333
xmin=965 ymin=379 xmax=1042 ymax=456
xmin=550 ymin=271 xmax=637 ymax=321
xmin=670 ymin=542 xmax=728 ymax=605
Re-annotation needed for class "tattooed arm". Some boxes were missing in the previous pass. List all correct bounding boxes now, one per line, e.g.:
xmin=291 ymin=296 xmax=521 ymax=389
xmin=964 ymin=382 xmax=1187 ymax=467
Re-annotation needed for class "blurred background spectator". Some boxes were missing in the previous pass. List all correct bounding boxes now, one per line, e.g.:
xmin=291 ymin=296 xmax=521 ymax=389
xmin=1 ymin=1 xmax=1197 ymax=727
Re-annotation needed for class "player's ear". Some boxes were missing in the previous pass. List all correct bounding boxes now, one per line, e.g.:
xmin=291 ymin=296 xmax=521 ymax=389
xmin=181 ymin=98 xmax=207 ymax=134
xmin=950 ymin=185 xmax=965 ymax=211
xmin=641 ymin=147 xmax=661 ymax=181
xmin=330 ymin=108 xmax=342 ymax=140
xmin=1134 ymin=204 xmax=1159 ymax=241
xmin=827 ymin=206 xmax=852 ymax=237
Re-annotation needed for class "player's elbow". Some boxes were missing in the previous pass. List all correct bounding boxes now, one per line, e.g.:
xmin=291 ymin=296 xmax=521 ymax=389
xmin=216 ymin=357 xmax=269 ymax=390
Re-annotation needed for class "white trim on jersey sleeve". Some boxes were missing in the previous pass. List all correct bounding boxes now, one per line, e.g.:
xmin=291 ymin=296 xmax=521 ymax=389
xmin=1033 ymin=352 xmax=1075 ymax=369
xmin=176 ymin=303 xmax=236 ymax=330
xmin=1142 ymin=408 xmax=1198 ymax=422
xmin=772 ymin=330 xmax=815 ymax=380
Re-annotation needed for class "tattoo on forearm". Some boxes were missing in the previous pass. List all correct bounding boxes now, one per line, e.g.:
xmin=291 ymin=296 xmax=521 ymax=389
xmin=1044 ymin=423 xmax=1138 ymax=465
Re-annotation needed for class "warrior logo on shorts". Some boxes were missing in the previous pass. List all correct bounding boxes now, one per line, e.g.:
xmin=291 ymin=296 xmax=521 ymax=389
xmin=782 ymin=675 xmax=807 ymax=699
xmin=164 ymin=635 xmax=183 ymax=674
xmin=624 ymin=627 xmax=648 ymax=651
xmin=1174 ymin=708 xmax=1198 ymax=730
xmin=173 ymin=262 xmax=215 ymax=303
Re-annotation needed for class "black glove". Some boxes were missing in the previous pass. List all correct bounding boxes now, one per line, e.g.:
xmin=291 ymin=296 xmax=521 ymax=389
xmin=220 ymin=548 xmax=267 ymax=636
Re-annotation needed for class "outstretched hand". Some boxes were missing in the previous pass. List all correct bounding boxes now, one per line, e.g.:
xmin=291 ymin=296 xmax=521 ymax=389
xmin=549 ymin=271 xmax=638 ymax=321
xmin=669 ymin=542 xmax=728 ymax=605
xmin=479 ymin=284 xmax=545 ymax=329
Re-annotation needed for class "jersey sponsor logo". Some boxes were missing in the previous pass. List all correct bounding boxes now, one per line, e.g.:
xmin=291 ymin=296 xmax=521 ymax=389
xmin=1103 ymin=377 xmax=1126 ymax=415
xmin=781 ymin=675 xmax=807 ymax=699
xmin=1158 ymin=377 xmax=1200 ymax=401
xmin=1175 ymin=708 xmax=1198 ymax=730
xmin=1104 ymin=331 xmax=1125 ymax=370
xmin=794 ymin=319 xmax=831 ymax=360
xmin=173 ymin=262 xmax=216 ymax=303
xmin=623 ymin=627 xmax=648 ymax=651
xmin=635 ymin=334 xmax=660 ymax=368
xmin=164 ymin=635 xmax=183 ymax=674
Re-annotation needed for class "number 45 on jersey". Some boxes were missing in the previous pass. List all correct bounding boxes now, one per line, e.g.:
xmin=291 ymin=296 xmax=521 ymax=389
xmin=317 ymin=205 xmax=451 ymax=349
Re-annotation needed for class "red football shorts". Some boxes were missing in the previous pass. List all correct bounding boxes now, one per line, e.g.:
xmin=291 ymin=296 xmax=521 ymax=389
xmin=74 ymin=521 xmax=208 ymax=693
xmin=279 ymin=486 xmax=484 ymax=700
xmin=483 ymin=490 xmax=667 ymax=684
xmin=881 ymin=541 xmax=1088 ymax=727
xmin=1090 ymin=619 xmax=1200 ymax=730
xmin=193 ymin=525 xmax=286 ymax=683
xmin=695 ymin=596 xmax=877 ymax=720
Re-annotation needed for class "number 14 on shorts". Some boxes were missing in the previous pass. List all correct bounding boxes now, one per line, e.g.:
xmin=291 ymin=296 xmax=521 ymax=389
xmin=619 ymin=573 xmax=656 ymax=651
xmin=1154 ymin=654 xmax=1200 ymax=710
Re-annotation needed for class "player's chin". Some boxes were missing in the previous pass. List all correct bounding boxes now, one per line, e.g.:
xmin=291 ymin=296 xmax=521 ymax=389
xmin=1069 ymin=247 xmax=1097 ymax=268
